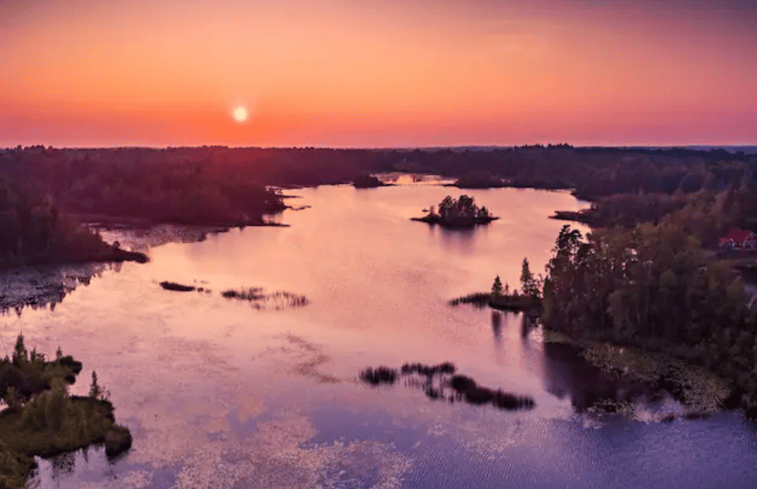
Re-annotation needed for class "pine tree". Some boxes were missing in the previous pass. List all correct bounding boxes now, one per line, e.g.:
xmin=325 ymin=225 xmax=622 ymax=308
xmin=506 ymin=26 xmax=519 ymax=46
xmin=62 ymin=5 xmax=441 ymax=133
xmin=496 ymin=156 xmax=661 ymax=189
xmin=12 ymin=334 xmax=27 ymax=366
xmin=520 ymin=258 xmax=539 ymax=298
xmin=89 ymin=371 xmax=101 ymax=399
xmin=492 ymin=276 xmax=503 ymax=296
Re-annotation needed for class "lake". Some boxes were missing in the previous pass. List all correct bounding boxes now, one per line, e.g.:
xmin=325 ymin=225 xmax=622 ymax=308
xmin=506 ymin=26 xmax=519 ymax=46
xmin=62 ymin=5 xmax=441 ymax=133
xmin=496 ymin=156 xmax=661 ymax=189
xmin=3 ymin=182 xmax=757 ymax=488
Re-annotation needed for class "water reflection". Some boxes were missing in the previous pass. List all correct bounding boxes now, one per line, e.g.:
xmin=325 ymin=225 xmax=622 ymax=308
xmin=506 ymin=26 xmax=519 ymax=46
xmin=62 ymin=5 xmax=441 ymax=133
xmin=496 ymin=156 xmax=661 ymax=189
xmin=521 ymin=314 xmax=538 ymax=338
xmin=16 ymin=184 xmax=757 ymax=489
xmin=491 ymin=311 xmax=502 ymax=347
xmin=0 ymin=262 xmax=120 ymax=315
xmin=438 ymin=226 xmax=478 ymax=254
xmin=541 ymin=342 xmax=650 ymax=412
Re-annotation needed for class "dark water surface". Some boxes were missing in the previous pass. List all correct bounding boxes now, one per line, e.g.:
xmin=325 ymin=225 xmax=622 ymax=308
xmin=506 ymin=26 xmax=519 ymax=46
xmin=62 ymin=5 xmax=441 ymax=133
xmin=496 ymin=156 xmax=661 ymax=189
xmin=3 ymin=183 xmax=757 ymax=488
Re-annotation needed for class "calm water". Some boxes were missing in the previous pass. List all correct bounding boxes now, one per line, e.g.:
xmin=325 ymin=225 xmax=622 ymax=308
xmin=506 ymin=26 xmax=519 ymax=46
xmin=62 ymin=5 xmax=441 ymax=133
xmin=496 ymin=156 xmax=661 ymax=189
xmin=4 ymin=183 xmax=757 ymax=488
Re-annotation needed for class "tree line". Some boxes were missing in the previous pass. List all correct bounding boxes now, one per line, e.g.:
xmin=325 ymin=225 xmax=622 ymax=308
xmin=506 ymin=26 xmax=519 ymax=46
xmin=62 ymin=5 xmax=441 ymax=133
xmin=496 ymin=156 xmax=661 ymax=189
xmin=541 ymin=224 xmax=757 ymax=412
xmin=0 ymin=175 xmax=145 ymax=270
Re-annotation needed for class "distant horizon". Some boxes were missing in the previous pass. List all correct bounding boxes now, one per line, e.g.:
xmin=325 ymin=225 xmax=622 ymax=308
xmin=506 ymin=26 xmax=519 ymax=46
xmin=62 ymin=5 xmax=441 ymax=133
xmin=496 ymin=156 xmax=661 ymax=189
xmin=3 ymin=142 xmax=757 ymax=153
xmin=2 ymin=1 xmax=755 ymax=149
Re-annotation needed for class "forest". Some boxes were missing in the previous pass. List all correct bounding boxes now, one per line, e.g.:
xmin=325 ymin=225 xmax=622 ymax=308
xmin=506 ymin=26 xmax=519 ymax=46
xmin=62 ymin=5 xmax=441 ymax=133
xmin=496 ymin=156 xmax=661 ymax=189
xmin=2 ymin=143 xmax=754 ymax=273
xmin=0 ymin=175 xmax=146 ymax=270
xmin=3 ymin=145 xmax=756 ymax=207
xmin=542 ymin=223 xmax=757 ymax=414
xmin=0 ymin=146 xmax=287 ymax=228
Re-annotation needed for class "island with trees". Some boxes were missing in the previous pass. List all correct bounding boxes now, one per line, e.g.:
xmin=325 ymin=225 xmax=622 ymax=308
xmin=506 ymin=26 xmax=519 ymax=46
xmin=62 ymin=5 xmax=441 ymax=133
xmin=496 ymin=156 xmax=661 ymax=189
xmin=450 ymin=258 xmax=542 ymax=314
xmin=0 ymin=335 xmax=131 ymax=488
xmin=413 ymin=195 xmax=498 ymax=228
xmin=352 ymin=174 xmax=387 ymax=188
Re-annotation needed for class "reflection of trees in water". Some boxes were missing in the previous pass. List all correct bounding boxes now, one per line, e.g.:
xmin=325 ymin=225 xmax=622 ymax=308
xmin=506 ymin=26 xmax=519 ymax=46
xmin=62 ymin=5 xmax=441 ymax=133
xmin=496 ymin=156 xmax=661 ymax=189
xmin=438 ymin=226 xmax=478 ymax=254
xmin=491 ymin=311 xmax=502 ymax=346
xmin=0 ymin=262 xmax=120 ymax=315
xmin=541 ymin=342 xmax=648 ymax=412
xmin=49 ymin=451 xmax=77 ymax=479
xmin=521 ymin=314 xmax=538 ymax=338
xmin=490 ymin=310 xmax=539 ymax=344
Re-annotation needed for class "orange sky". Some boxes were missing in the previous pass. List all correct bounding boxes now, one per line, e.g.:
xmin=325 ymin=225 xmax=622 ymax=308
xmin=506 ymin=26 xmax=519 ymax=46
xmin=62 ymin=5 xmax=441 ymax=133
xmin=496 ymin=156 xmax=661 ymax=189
xmin=1 ymin=0 xmax=755 ymax=147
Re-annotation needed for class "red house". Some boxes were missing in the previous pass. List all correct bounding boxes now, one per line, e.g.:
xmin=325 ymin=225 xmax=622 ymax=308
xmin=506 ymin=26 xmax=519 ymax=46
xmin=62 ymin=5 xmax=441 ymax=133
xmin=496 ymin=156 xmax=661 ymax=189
xmin=718 ymin=228 xmax=757 ymax=249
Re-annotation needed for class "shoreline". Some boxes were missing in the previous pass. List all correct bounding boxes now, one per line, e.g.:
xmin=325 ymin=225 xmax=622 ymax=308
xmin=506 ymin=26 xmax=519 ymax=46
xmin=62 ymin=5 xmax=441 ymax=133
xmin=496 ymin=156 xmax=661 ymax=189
xmin=451 ymin=295 xmax=735 ymax=416
xmin=540 ymin=328 xmax=734 ymax=415
xmin=411 ymin=215 xmax=500 ymax=228
xmin=76 ymin=213 xmax=290 ymax=231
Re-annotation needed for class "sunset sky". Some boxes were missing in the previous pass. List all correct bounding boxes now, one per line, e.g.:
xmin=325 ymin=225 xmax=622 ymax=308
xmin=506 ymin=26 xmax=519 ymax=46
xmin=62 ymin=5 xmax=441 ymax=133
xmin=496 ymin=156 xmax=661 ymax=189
xmin=1 ymin=0 xmax=755 ymax=148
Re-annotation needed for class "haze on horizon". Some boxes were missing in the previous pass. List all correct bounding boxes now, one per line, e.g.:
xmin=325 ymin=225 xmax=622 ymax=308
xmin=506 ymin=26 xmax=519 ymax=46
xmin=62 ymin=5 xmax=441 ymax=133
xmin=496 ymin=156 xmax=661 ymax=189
xmin=1 ymin=0 xmax=755 ymax=148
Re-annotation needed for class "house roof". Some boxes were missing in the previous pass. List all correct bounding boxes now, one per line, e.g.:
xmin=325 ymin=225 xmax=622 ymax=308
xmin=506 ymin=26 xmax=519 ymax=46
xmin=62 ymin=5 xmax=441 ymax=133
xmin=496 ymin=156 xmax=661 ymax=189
xmin=720 ymin=228 xmax=757 ymax=243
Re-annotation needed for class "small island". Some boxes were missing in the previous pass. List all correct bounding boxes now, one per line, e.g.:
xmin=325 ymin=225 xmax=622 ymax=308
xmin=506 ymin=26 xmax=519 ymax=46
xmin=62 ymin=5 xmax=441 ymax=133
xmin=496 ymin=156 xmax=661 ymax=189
xmin=412 ymin=195 xmax=498 ymax=228
xmin=450 ymin=259 xmax=543 ymax=315
xmin=352 ymin=174 xmax=386 ymax=188
xmin=0 ymin=335 xmax=132 ymax=488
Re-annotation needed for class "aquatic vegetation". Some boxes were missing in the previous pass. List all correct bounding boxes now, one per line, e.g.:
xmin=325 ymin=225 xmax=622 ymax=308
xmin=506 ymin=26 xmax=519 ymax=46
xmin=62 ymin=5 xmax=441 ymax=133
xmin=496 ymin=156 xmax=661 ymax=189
xmin=221 ymin=288 xmax=309 ymax=310
xmin=359 ymin=363 xmax=535 ymax=412
xmin=449 ymin=374 xmax=477 ymax=393
xmin=158 ymin=281 xmax=309 ymax=310
xmin=401 ymin=362 xmax=455 ymax=376
xmin=448 ymin=293 xmax=491 ymax=308
xmin=159 ymin=281 xmax=196 ymax=292
xmin=449 ymin=375 xmax=536 ymax=410
xmin=359 ymin=367 xmax=398 ymax=386
xmin=449 ymin=292 xmax=541 ymax=314
xmin=221 ymin=287 xmax=264 ymax=300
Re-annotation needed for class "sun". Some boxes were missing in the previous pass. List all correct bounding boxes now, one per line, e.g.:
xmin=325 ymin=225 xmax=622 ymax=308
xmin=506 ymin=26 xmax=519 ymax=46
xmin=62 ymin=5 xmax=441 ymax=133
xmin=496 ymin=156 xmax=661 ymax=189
xmin=233 ymin=106 xmax=247 ymax=123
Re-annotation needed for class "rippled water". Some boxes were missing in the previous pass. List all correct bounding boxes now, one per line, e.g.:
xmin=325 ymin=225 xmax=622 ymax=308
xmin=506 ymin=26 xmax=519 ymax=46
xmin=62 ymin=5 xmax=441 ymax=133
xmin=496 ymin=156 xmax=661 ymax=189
xmin=3 ymin=183 xmax=757 ymax=488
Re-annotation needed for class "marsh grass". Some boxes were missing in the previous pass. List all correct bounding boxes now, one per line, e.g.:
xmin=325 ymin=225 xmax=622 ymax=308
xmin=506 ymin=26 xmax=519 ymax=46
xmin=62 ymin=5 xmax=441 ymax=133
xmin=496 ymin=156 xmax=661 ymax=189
xmin=222 ymin=288 xmax=309 ymax=310
xmin=359 ymin=362 xmax=535 ymax=412
xmin=359 ymin=367 xmax=398 ymax=385
xmin=449 ymin=292 xmax=542 ymax=314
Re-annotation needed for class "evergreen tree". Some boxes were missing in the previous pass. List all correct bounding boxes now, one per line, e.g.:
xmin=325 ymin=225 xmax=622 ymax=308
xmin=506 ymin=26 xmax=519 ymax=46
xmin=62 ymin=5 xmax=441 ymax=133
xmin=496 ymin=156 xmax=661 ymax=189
xmin=89 ymin=371 xmax=101 ymax=399
xmin=12 ymin=334 xmax=27 ymax=366
xmin=520 ymin=258 xmax=539 ymax=298
xmin=492 ymin=276 xmax=503 ymax=296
